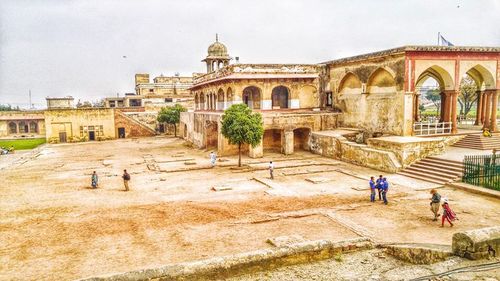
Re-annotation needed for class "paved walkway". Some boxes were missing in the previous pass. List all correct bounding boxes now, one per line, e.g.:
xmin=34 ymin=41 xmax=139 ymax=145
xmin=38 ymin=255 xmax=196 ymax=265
xmin=436 ymin=147 xmax=494 ymax=162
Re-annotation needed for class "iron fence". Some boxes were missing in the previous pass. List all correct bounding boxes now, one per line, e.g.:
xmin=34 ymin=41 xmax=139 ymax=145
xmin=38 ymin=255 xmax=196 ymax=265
xmin=463 ymin=153 xmax=500 ymax=190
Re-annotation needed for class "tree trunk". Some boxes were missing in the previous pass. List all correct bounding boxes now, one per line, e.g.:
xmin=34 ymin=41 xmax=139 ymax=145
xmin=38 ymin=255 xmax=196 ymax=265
xmin=238 ymin=143 xmax=241 ymax=167
xmin=174 ymin=124 xmax=177 ymax=137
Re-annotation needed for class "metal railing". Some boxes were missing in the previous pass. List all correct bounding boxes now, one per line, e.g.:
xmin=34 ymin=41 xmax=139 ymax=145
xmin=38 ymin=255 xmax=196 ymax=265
xmin=413 ymin=121 xmax=452 ymax=135
xmin=463 ymin=153 xmax=500 ymax=190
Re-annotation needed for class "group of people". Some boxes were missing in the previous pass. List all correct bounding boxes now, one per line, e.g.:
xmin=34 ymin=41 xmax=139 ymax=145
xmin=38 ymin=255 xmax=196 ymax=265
xmin=430 ymin=189 xmax=458 ymax=227
xmin=90 ymin=169 xmax=130 ymax=191
xmin=369 ymin=175 xmax=389 ymax=204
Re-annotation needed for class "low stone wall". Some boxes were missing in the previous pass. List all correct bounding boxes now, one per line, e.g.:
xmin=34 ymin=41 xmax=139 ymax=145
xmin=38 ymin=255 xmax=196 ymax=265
xmin=367 ymin=136 xmax=461 ymax=168
xmin=79 ymin=238 xmax=372 ymax=281
xmin=452 ymin=226 xmax=500 ymax=260
xmin=310 ymin=131 xmax=463 ymax=172
xmin=310 ymin=132 xmax=401 ymax=172
xmin=384 ymin=243 xmax=452 ymax=264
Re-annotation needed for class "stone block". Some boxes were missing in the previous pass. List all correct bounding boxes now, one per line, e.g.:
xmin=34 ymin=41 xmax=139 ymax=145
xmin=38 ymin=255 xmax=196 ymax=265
xmin=267 ymin=235 xmax=306 ymax=247
xmin=452 ymin=226 xmax=500 ymax=260
xmin=384 ymin=243 xmax=452 ymax=264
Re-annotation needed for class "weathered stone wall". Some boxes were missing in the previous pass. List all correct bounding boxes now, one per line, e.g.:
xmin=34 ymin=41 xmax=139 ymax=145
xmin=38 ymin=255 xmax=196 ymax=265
xmin=367 ymin=136 xmax=456 ymax=168
xmin=0 ymin=111 xmax=46 ymax=138
xmin=181 ymin=111 xmax=339 ymax=157
xmin=326 ymin=54 xmax=412 ymax=136
xmin=44 ymin=108 xmax=116 ymax=143
xmin=78 ymin=238 xmax=372 ymax=281
xmin=452 ymin=226 xmax=500 ymax=260
xmin=384 ymin=244 xmax=452 ymax=264
xmin=310 ymin=131 xmax=401 ymax=172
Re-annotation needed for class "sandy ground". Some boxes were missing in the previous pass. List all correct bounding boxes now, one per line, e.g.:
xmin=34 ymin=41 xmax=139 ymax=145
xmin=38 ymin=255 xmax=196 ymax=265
xmin=0 ymin=136 xmax=499 ymax=280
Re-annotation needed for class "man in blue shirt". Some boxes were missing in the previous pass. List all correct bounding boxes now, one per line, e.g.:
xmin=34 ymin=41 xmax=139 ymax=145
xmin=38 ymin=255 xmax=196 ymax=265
xmin=381 ymin=177 xmax=389 ymax=205
xmin=369 ymin=177 xmax=376 ymax=202
xmin=375 ymin=175 xmax=383 ymax=201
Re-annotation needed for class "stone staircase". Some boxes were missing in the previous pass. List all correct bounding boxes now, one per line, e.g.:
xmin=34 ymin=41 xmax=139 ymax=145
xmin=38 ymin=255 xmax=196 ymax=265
xmin=397 ymin=156 xmax=463 ymax=185
xmin=453 ymin=133 xmax=500 ymax=150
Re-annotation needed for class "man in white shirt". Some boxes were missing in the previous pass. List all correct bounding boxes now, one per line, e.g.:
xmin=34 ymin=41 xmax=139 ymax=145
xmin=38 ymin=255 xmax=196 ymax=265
xmin=269 ymin=161 xmax=274 ymax=179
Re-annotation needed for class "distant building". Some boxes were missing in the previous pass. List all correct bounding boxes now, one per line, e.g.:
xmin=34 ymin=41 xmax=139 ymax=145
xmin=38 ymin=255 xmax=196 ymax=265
xmin=46 ymin=96 xmax=75 ymax=109
xmin=104 ymin=74 xmax=194 ymax=111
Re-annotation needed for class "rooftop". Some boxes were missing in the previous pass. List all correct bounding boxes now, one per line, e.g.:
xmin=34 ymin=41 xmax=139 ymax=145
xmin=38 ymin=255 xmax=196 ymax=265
xmin=322 ymin=45 xmax=500 ymax=65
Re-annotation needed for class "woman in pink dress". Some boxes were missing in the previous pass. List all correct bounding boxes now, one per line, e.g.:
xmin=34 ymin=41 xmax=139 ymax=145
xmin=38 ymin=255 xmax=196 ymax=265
xmin=441 ymin=198 xmax=457 ymax=227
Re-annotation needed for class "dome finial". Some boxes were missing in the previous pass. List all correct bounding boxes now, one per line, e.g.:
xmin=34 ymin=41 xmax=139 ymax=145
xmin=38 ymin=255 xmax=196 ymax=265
xmin=216 ymin=33 xmax=218 ymax=42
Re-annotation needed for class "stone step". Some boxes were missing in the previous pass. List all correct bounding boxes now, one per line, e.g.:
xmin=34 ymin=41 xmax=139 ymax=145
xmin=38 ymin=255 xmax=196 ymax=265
xmin=397 ymin=169 xmax=458 ymax=183
xmin=421 ymin=158 xmax=463 ymax=169
xmin=404 ymin=165 xmax=462 ymax=178
xmin=426 ymin=156 xmax=463 ymax=165
xmin=396 ymin=171 xmax=449 ymax=185
xmin=411 ymin=162 xmax=463 ymax=174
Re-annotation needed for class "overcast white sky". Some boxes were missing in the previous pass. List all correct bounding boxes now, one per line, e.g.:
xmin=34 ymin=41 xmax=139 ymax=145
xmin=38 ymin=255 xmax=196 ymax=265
xmin=0 ymin=0 xmax=499 ymax=108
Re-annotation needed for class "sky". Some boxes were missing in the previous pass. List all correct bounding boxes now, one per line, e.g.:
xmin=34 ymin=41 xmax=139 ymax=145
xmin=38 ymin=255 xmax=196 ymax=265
xmin=0 ymin=0 xmax=499 ymax=109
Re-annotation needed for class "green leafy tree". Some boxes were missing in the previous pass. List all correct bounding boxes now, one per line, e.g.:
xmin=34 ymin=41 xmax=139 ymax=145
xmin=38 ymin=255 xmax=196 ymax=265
xmin=458 ymin=75 xmax=478 ymax=117
xmin=425 ymin=89 xmax=441 ymax=116
xmin=157 ymin=104 xmax=187 ymax=137
xmin=0 ymin=104 xmax=19 ymax=111
xmin=221 ymin=104 xmax=264 ymax=167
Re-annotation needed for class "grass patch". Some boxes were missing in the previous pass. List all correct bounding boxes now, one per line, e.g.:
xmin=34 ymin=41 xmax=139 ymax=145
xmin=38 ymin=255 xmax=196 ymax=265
xmin=0 ymin=138 xmax=46 ymax=150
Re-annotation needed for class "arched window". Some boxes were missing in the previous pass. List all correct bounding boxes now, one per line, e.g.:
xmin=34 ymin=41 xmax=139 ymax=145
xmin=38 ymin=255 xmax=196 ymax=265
xmin=242 ymin=86 xmax=262 ymax=109
xmin=30 ymin=121 xmax=38 ymax=133
xmin=19 ymin=121 xmax=28 ymax=133
xmin=8 ymin=122 xmax=17 ymax=134
xmin=271 ymin=86 xmax=289 ymax=109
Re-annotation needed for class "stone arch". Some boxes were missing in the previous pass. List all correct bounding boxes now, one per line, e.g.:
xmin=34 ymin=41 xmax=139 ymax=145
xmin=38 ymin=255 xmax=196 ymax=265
xmin=242 ymin=86 xmax=262 ymax=109
xmin=293 ymin=127 xmax=311 ymax=151
xmin=271 ymin=86 xmax=290 ymax=109
xmin=367 ymin=68 xmax=397 ymax=94
xmin=338 ymin=72 xmax=362 ymax=95
xmin=415 ymin=65 xmax=454 ymax=91
xmin=29 ymin=121 xmax=38 ymax=133
xmin=19 ymin=121 xmax=28 ymax=133
xmin=8 ymin=122 xmax=17 ymax=134
xmin=263 ymin=128 xmax=282 ymax=152
xmin=217 ymin=88 xmax=224 ymax=110
xmin=226 ymin=87 xmax=233 ymax=109
xmin=200 ymin=92 xmax=205 ymax=110
xmin=194 ymin=93 xmax=200 ymax=110
xmin=462 ymin=64 xmax=496 ymax=90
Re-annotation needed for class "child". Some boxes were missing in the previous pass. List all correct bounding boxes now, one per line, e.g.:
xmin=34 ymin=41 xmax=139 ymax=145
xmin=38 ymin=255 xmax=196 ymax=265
xmin=441 ymin=199 xmax=457 ymax=227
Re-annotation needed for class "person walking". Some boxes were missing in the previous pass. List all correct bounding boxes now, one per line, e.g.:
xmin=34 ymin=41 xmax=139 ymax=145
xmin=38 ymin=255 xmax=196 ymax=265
xmin=376 ymin=175 xmax=383 ymax=201
xmin=269 ymin=161 xmax=274 ymax=179
xmin=91 ymin=171 xmax=98 ymax=189
xmin=122 ymin=169 xmax=130 ymax=191
xmin=441 ymin=199 xmax=457 ymax=227
xmin=381 ymin=177 xmax=389 ymax=205
xmin=210 ymin=151 xmax=217 ymax=168
xmin=369 ymin=176 xmax=376 ymax=202
xmin=429 ymin=189 xmax=441 ymax=221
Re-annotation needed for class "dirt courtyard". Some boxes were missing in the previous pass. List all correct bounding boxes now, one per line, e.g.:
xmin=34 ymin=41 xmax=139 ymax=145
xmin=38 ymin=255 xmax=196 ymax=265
xmin=1 ymin=137 xmax=499 ymax=280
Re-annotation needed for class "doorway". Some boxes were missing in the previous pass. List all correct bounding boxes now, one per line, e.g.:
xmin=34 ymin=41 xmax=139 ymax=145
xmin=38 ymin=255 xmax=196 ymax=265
xmin=118 ymin=127 xmax=126 ymax=138
xmin=59 ymin=132 xmax=67 ymax=143
xmin=88 ymin=131 xmax=95 ymax=141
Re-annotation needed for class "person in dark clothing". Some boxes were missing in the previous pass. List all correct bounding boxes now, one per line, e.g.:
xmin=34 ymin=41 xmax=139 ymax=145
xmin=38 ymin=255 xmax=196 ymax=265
xmin=369 ymin=177 xmax=376 ymax=202
xmin=122 ymin=169 xmax=130 ymax=191
xmin=381 ymin=177 xmax=389 ymax=205
xmin=375 ymin=175 xmax=383 ymax=200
